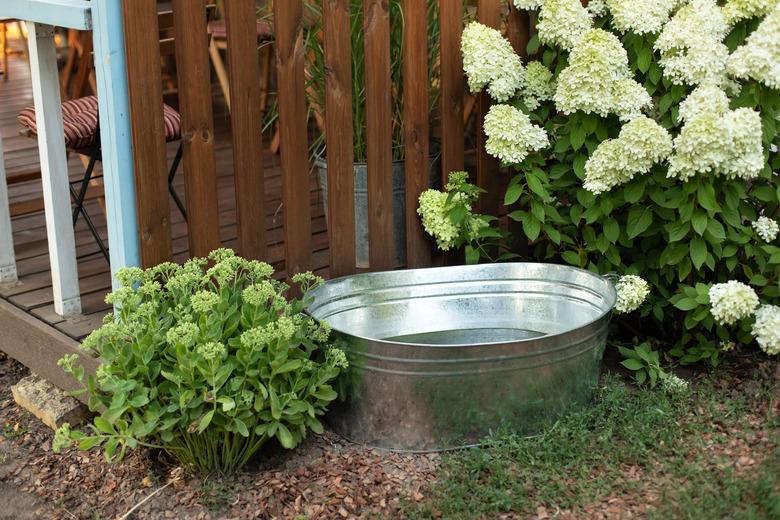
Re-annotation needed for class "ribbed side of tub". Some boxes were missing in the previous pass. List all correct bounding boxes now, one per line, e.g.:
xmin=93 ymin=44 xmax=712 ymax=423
xmin=307 ymin=264 xmax=616 ymax=452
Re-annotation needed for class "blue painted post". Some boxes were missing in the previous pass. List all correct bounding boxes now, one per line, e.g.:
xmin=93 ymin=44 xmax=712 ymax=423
xmin=91 ymin=0 xmax=141 ymax=289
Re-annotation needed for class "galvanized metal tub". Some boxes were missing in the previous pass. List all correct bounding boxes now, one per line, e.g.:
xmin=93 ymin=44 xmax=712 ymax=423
xmin=306 ymin=263 xmax=617 ymax=452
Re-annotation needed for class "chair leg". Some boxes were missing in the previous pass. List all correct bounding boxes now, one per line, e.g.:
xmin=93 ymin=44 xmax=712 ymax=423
xmin=69 ymin=184 xmax=110 ymax=262
xmin=259 ymin=43 xmax=273 ymax=113
xmin=209 ymin=39 xmax=231 ymax=112
xmin=60 ymin=29 xmax=78 ymax=97
xmin=168 ymin=143 xmax=187 ymax=221
xmin=1 ymin=23 xmax=7 ymax=82
xmin=69 ymin=152 xmax=109 ymax=262
xmin=71 ymin=153 xmax=98 ymax=225
xmin=270 ymin=121 xmax=281 ymax=155
xmin=16 ymin=22 xmax=28 ymax=57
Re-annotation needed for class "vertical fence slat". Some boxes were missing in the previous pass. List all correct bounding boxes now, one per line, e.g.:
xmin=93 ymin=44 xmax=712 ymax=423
xmin=439 ymin=0 xmax=465 ymax=183
xmin=323 ymin=0 xmax=357 ymax=278
xmin=475 ymin=0 xmax=501 ymax=216
xmin=172 ymin=0 xmax=221 ymax=258
xmin=507 ymin=1 xmax=530 ymax=60
xmin=274 ymin=0 xmax=312 ymax=275
xmin=402 ymin=0 xmax=431 ymax=268
xmin=363 ymin=0 xmax=394 ymax=271
xmin=224 ymin=0 xmax=266 ymax=261
xmin=122 ymin=0 xmax=172 ymax=267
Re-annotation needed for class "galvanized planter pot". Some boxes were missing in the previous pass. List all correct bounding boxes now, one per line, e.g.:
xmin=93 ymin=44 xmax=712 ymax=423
xmin=314 ymin=155 xmax=439 ymax=269
xmin=306 ymin=263 xmax=617 ymax=452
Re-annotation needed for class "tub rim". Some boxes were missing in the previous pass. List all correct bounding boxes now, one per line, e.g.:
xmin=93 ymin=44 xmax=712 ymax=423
xmin=306 ymin=262 xmax=617 ymax=350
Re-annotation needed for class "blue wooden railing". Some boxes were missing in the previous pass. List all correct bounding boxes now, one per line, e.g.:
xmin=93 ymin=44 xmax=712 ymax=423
xmin=0 ymin=0 xmax=140 ymax=317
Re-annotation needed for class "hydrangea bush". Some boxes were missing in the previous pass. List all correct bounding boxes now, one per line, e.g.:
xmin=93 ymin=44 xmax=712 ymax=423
xmin=54 ymin=249 xmax=346 ymax=474
xmin=423 ymin=0 xmax=780 ymax=372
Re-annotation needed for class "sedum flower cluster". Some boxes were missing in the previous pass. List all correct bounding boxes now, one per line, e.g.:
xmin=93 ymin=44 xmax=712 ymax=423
xmin=721 ymin=0 xmax=779 ymax=25
xmin=196 ymin=341 xmax=227 ymax=362
xmin=728 ymin=4 xmax=780 ymax=90
xmin=752 ymin=216 xmax=779 ymax=242
xmin=553 ymin=29 xmax=651 ymax=121
xmin=614 ymin=275 xmax=650 ymax=314
xmin=584 ymin=117 xmax=672 ymax=194
xmin=655 ymin=0 xmax=730 ymax=86
xmin=606 ymin=0 xmax=678 ymax=35
xmin=751 ymin=305 xmax=780 ymax=355
xmin=536 ymin=0 xmax=593 ymax=51
xmin=708 ymin=280 xmax=760 ymax=325
xmin=668 ymin=85 xmax=764 ymax=181
xmin=483 ymin=104 xmax=549 ymax=164
xmin=520 ymin=61 xmax=556 ymax=110
xmin=461 ymin=22 xmax=524 ymax=102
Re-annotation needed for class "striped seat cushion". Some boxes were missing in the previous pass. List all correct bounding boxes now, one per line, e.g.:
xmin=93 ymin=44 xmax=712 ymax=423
xmin=18 ymin=95 xmax=182 ymax=151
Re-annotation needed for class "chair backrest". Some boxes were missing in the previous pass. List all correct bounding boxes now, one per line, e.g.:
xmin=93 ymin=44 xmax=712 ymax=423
xmin=158 ymin=4 xmax=218 ymax=57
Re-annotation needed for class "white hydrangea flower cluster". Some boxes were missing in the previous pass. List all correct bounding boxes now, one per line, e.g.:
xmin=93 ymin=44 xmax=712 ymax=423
xmin=661 ymin=373 xmax=690 ymax=394
xmin=606 ymin=0 xmax=678 ymax=34
xmin=708 ymin=280 xmax=760 ymax=326
xmin=584 ymin=117 xmax=672 ymax=194
xmin=554 ymin=29 xmax=651 ymax=121
xmin=483 ymin=104 xmax=550 ymax=164
xmin=721 ymin=0 xmax=779 ymax=25
xmin=751 ymin=305 xmax=780 ymax=355
xmin=461 ymin=22 xmax=524 ymax=102
xmin=669 ymin=117 xmax=729 ymax=182
xmin=514 ymin=0 xmax=544 ymax=9
xmin=536 ymin=0 xmax=593 ymax=51
xmin=728 ymin=4 xmax=780 ymax=90
xmin=614 ymin=275 xmax=650 ymax=314
xmin=586 ymin=0 xmax=608 ymax=17
xmin=668 ymin=85 xmax=764 ymax=181
xmin=677 ymin=84 xmax=731 ymax=123
xmin=417 ymin=189 xmax=462 ymax=251
xmin=520 ymin=61 xmax=556 ymax=110
xmin=655 ymin=0 xmax=730 ymax=86
xmin=752 ymin=216 xmax=779 ymax=242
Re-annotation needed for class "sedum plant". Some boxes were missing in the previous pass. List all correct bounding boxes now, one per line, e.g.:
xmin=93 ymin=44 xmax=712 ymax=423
xmin=54 ymin=249 xmax=346 ymax=474
xmin=421 ymin=0 xmax=780 ymax=374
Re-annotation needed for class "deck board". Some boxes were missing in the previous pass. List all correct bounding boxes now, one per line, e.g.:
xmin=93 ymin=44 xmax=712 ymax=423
xmin=1 ymin=51 xmax=330 ymax=342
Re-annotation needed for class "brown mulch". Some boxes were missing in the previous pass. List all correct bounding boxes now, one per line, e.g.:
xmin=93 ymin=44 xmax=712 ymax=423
xmin=0 ymin=351 xmax=437 ymax=519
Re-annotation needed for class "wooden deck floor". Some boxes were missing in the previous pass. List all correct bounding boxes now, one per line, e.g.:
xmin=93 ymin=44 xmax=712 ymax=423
xmin=1 ymin=50 xmax=329 ymax=344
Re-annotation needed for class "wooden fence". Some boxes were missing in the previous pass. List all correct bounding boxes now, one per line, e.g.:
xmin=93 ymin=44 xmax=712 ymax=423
xmin=121 ymin=0 xmax=532 ymax=277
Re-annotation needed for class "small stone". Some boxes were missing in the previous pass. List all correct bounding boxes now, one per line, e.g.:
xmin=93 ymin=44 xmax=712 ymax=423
xmin=11 ymin=375 xmax=89 ymax=430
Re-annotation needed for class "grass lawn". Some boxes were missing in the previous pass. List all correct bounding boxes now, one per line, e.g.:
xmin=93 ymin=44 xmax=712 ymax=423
xmin=404 ymin=359 xmax=780 ymax=519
